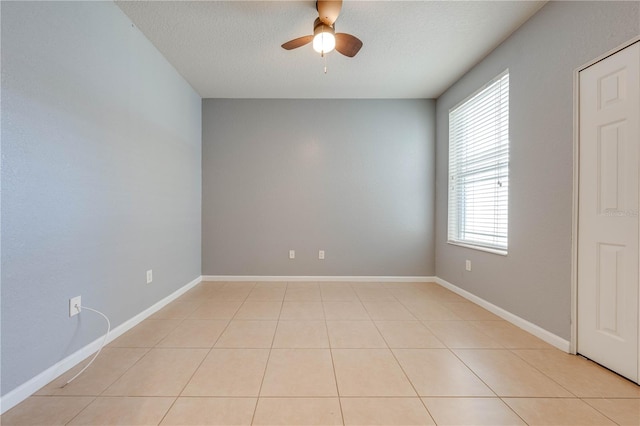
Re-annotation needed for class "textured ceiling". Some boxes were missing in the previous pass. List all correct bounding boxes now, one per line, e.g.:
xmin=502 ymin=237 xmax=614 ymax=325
xmin=116 ymin=1 xmax=545 ymax=98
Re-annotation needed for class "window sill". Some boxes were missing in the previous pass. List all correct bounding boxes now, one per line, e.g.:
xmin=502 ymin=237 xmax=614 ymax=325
xmin=447 ymin=241 xmax=508 ymax=256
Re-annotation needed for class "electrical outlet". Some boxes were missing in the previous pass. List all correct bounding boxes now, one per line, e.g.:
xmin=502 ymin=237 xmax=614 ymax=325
xmin=146 ymin=269 xmax=153 ymax=284
xmin=319 ymin=250 xmax=325 ymax=260
xmin=289 ymin=250 xmax=295 ymax=259
xmin=465 ymin=260 xmax=472 ymax=271
xmin=69 ymin=296 xmax=81 ymax=317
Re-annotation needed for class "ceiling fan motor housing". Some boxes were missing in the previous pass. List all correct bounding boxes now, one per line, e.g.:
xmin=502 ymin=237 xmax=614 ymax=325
xmin=313 ymin=18 xmax=335 ymax=37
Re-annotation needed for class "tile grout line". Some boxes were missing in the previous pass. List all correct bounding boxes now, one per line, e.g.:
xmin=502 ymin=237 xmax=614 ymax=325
xmin=348 ymin=280 xmax=438 ymax=422
xmin=578 ymin=399 xmax=624 ymax=426
xmin=58 ymin=305 xmax=189 ymax=426
xmin=152 ymin=298 xmax=203 ymax=348
xmin=393 ymin=288 xmax=460 ymax=322
xmin=63 ymin=395 xmax=98 ymax=425
xmin=369 ymin=302 xmax=438 ymax=425
xmin=95 ymin=346 xmax=154 ymax=396
xmin=499 ymin=349 xmax=627 ymax=423
xmin=157 ymin=281 xmax=254 ymax=426
xmin=387 ymin=282 xmax=518 ymax=423
xmin=497 ymin=397 xmax=530 ymax=425
xmin=446 ymin=347 xmax=537 ymax=425
xmin=507 ymin=348 xmax=580 ymax=397
xmin=75 ymin=331 xmax=162 ymax=403
xmin=322 ymin=291 xmax=346 ymax=426
xmin=249 ymin=280 xmax=287 ymax=425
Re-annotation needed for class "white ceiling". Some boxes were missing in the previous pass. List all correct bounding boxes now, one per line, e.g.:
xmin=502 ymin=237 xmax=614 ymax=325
xmin=116 ymin=0 xmax=545 ymax=99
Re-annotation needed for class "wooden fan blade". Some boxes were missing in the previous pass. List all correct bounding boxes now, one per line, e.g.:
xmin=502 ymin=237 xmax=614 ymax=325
xmin=335 ymin=33 xmax=362 ymax=57
xmin=317 ymin=0 xmax=342 ymax=26
xmin=281 ymin=35 xmax=314 ymax=50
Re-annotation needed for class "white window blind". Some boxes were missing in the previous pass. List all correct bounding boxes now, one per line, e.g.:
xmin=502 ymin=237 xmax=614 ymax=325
xmin=448 ymin=70 xmax=509 ymax=253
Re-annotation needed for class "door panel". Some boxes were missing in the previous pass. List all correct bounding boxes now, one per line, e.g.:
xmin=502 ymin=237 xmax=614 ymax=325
xmin=596 ymin=243 xmax=624 ymax=337
xmin=598 ymin=121 xmax=626 ymax=212
xmin=578 ymin=42 xmax=639 ymax=383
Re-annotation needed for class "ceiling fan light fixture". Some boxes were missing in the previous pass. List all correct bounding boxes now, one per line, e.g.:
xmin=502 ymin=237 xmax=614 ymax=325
xmin=281 ymin=2 xmax=362 ymax=58
xmin=312 ymin=23 xmax=335 ymax=54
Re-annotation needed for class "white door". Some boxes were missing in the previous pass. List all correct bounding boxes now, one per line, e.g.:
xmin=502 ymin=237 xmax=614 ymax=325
xmin=578 ymin=41 xmax=640 ymax=383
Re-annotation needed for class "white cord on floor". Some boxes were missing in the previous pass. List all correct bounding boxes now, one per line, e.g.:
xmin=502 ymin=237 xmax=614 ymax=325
xmin=63 ymin=305 xmax=111 ymax=387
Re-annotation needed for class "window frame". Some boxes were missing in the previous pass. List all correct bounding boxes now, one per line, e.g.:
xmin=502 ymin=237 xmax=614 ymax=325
xmin=447 ymin=69 xmax=510 ymax=255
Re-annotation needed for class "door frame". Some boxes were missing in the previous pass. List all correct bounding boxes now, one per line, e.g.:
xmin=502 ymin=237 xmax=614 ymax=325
xmin=571 ymin=35 xmax=640 ymax=355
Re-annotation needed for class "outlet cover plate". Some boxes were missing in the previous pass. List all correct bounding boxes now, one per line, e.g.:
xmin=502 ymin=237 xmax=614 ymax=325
xmin=146 ymin=270 xmax=153 ymax=284
xmin=69 ymin=296 xmax=81 ymax=317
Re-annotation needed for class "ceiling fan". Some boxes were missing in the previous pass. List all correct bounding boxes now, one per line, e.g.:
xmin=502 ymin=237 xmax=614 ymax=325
xmin=281 ymin=0 xmax=363 ymax=58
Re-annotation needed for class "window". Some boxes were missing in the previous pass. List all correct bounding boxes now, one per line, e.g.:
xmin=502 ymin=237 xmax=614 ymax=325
xmin=448 ymin=70 xmax=509 ymax=254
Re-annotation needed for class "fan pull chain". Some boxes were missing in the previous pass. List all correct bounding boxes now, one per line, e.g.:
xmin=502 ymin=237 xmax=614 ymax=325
xmin=323 ymin=51 xmax=328 ymax=74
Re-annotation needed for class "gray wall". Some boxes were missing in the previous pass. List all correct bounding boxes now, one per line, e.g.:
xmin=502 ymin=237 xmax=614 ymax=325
xmin=1 ymin=1 xmax=202 ymax=395
xmin=435 ymin=1 xmax=640 ymax=340
xmin=202 ymin=99 xmax=435 ymax=277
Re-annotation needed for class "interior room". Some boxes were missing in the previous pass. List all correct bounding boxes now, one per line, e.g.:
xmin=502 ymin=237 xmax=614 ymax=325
xmin=1 ymin=1 xmax=640 ymax=424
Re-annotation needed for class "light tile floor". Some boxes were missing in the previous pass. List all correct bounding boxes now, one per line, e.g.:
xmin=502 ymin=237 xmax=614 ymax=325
xmin=3 ymin=281 xmax=640 ymax=425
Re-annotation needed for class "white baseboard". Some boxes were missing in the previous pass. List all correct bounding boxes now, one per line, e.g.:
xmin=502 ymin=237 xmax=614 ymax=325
xmin=201 ymin=275 xmax=437 ymax=282
xmin=0 ymin=275 xmax=202 ymax=415
xmin=433 ymin=277 xmax=570 ymax=352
